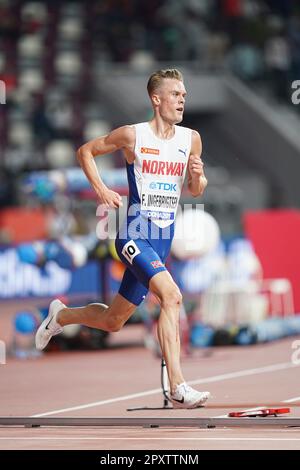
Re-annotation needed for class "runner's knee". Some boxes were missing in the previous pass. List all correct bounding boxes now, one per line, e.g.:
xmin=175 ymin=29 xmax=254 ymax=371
xmin=106 ymin=315 xmax=125 ymax=333
xmin=102 ymin=295 xmax=137 ymax=332
xmin=159 ymin=286 xmax=182 ymax=310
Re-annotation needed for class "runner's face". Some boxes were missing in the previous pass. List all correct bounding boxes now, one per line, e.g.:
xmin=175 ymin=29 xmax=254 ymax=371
xmin=156 ymin=79 xmax=186 ymax=124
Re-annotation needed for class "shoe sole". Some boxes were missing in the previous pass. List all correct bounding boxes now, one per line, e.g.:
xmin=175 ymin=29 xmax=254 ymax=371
xmin=171 ymin=392 xmax=211 ymax=409
xmin=35 ymin=299 xmax=65 ymax=350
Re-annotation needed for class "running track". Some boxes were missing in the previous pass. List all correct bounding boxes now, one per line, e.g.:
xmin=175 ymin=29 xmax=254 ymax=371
xmin=1 ymin=300 xmax=300 ymax=450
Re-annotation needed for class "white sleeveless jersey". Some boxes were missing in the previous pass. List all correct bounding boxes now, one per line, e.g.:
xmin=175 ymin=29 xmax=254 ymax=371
xmin=128 ymin=122 xmax=192 ymax=229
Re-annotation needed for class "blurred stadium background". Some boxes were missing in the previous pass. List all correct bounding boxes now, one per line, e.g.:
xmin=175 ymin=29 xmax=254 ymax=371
xmin=0 ymin=0 xmax=300 ymax=358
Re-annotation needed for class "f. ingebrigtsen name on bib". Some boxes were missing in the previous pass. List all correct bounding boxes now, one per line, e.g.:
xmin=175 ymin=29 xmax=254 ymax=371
xmin=142 ymin=194 xmax=178 ymax=209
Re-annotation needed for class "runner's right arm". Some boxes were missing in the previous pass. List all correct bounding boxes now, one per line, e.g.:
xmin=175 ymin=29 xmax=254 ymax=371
xmin=76 ymin=126 xmax=135 ymax=208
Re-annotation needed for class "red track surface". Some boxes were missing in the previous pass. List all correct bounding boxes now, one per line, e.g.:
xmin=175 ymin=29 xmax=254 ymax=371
xmin=1 ymin=300 xmax=300 ymax=450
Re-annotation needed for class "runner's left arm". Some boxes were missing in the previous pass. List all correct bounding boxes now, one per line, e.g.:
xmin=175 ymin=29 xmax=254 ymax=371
xmin=187 ymin=130 xmax=207 ymax=197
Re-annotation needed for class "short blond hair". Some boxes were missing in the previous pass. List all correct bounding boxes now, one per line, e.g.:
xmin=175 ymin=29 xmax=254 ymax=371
xmin=147 ymin=69 xmax=183 ymax=97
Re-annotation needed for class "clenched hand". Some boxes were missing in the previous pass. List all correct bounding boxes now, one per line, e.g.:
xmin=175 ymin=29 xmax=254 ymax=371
xmin=97 ymin=187 xmax=123 ymax=209
xmin=188 ymin=155 xmax=205 ymax=178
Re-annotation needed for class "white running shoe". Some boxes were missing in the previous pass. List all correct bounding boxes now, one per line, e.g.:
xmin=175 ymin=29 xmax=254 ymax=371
xmin=35 ymin=299 xmax=65 ymax=350
xmin=170 ymin=382 xmax=211 ymax=409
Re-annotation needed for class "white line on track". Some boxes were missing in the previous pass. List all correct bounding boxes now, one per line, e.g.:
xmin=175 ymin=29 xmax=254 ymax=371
xmin=31 ymin=361 xmax=298 ymax=417
xmin=0 ymin=437 xmax=300 ymax=441
xmin=283 ymin=396 xmax=300 ymax=403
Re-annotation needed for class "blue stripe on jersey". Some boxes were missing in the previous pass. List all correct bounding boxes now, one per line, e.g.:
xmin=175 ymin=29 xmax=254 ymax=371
xmin=117 ymin=162 xmax=140 ymax=240
xmin=126 ymin=162 xmax=140 ymax=205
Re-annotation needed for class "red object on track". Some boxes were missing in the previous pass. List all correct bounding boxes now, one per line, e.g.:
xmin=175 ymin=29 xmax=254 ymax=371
xmin=228 ymin=407 xmax=290 ymax=417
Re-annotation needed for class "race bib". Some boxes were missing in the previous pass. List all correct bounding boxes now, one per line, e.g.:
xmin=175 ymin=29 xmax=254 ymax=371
xmin=140 ymin=178 xmax=181 ymax=225
xmin=121 ymin=240 xmax=141 ymax=264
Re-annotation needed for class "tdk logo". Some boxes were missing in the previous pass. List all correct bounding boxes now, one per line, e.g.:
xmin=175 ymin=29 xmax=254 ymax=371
xmin=149 ymin=182 xmax=177 ymax=191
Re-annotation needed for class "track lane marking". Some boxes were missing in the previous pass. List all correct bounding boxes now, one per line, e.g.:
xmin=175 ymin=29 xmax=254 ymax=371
xmin=283 ymin=396 xmax=300 ymax=403
xmin=0 ymin=437 xmax=300 ymax=441
xmin=31 ymin=361 xmax=298 ymax=417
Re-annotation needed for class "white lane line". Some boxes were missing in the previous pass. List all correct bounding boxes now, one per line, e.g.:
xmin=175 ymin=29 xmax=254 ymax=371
xmin=283 ymin=397 xmax=300 ymax=403
xmin=0 ymin=437 xmax=300 ymax=442
xmin=32 ymin=390 xmax=162 ymax=417
xmin=31 ymin=361 xmax=298 ymax=417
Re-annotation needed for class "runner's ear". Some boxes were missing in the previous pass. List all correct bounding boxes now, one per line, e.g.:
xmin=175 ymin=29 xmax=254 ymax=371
xmin=151 ymin=93 xmax=160 ymax=106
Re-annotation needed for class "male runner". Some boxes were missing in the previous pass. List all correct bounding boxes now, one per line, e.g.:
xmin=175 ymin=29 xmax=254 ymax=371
xmin=36 ymin=69 xmax=210 ymax=409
